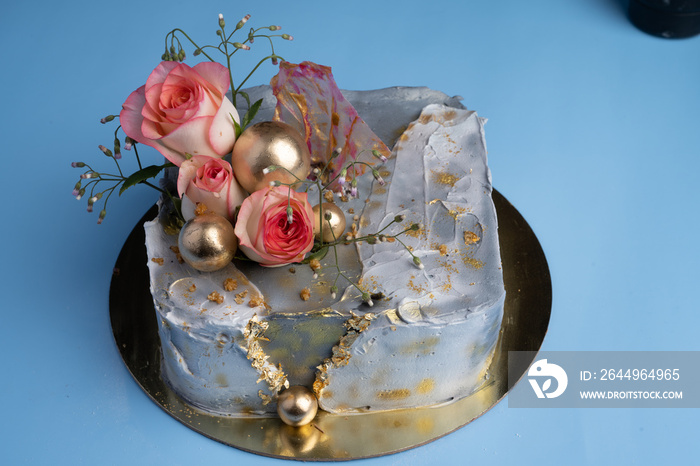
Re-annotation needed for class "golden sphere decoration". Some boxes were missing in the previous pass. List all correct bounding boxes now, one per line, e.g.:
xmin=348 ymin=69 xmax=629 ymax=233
xmin=231 ymin=121 xmax=312 ymax=193
xmin=178 ymin=213 xmax=238 ymax=272
xmin=276 ymin=385 xmax=318 ymax=427
xmin=312 ymin=203 xmax=347 ymax=243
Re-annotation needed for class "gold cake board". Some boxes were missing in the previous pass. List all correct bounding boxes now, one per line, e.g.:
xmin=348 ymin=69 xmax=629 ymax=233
xmin=109 ymin=189 xmax=551 ymax=460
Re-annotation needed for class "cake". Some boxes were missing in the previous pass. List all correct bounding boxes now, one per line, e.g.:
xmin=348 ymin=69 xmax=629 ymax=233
xmin=71 ymin=14 xmax=505 ymax=424
xmin=144 ymin=85 xmax=505 ymax=417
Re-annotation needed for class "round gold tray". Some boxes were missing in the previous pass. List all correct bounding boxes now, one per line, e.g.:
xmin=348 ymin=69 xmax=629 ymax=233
xmin=109 ymin=189 xmax=551 ymax=460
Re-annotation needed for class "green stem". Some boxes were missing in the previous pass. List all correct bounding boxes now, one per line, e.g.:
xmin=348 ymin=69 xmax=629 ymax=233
xmin=375 ymin=219 xmax=402 ymax=236
xmin=133 ymin=144 xmax=143 ymax=170
xmin=223 ymin=46 xmax=237 ymax=106
xmin=393 ymin=237 xmax=418 ymax=261
xmin=142 ymin=180 xmax=167 ymax=195
xmin=213 ymin=23 xmax=236 ymax=105
xmin=234 ymin=54 xmax=283 ymax=96
xmin=167 ymin=29 xmax=217 ymax=62
xmin=324 ymin=244 xmax=364 ymax=296
xmin=234 ymin=54 xmax=282 ymax=95
xmin=101 ymin=184 xmax=118 ymax=209
xmin=317 ymin=180 xmax=325 ymax=245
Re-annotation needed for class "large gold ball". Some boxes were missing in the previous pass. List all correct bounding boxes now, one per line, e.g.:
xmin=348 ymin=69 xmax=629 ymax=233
xmin=231 ymin=121 xmax=312 ymax=193
xmin=276 ymin=386 xmax=318 ymax=427
xmin=312 ymin=203 xmax=347 ymax=243
xmin=178 ymin=213 xmax=238 ymax=272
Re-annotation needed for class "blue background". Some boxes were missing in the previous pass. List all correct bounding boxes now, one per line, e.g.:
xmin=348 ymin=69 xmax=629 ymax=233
xmin=1 ymin=0 xmax=697 ymax=464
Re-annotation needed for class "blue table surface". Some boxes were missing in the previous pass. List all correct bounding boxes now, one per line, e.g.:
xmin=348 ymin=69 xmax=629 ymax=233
xmin=2 ymin=0 xmax=697 ymax=464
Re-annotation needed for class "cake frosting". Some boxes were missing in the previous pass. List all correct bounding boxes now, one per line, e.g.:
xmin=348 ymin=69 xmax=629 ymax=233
xmin=145 ymin=87 xmax=505 ymax=416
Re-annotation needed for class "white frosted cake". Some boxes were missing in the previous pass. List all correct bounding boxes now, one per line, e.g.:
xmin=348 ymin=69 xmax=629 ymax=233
xmin=144 ymin=87 xmax=505 ymax=416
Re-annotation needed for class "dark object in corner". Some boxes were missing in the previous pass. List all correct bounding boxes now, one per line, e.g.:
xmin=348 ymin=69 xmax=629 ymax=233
xmin=629 ymin=0 xmax=700 ymax=38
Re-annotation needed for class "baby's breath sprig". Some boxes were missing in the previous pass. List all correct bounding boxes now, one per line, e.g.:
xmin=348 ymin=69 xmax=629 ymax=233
xmin=388 ymin=223 xmax=425 ymax=270
xmin=70 ymin=118 xmax=178 ymax=224
xmin=313 ymin=151 xmax=384 ymax=201
xmin=162 ymin=13 xmax=292 ymax=109
xmin=313 ymin=215 xmax=423 ymax=305
xmin=324 ymin=241 xmax=376 ymax=306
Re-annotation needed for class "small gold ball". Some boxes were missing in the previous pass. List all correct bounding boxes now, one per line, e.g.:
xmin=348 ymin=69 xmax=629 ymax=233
xmin=178 ymin=213 xmax=238 ymax=272
xmin=276 ymin=386 xmax=318 ymax=427
xmin=231 ymin=121 xmax=312 ymax=193
xmin=312 ymin=203 xmax=347 ymax=243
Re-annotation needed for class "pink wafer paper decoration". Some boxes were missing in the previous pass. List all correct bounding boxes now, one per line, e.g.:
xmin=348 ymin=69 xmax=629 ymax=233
xmin=270 ymin=61 xmax=391 ymax=190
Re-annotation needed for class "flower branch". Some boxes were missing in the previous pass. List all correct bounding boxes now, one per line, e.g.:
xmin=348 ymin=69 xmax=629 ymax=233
xmin=71 ymin=132 xmax=175 ymax=224
xmin=162 ymin=13 xmax=292 ymax=108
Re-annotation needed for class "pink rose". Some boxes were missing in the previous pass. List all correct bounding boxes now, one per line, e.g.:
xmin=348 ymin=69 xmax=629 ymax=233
xmin=120 ymin=61 xmax=239 ymax=166
xmin=177 ymin=155 xmax=247 ymax=222
xmin=235 ymin=186 xmax=315 ymax=267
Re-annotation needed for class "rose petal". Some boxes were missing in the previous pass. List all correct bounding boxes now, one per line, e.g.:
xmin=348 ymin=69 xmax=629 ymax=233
xmin=158 ymin=115 xmax=218 ymax=157
xmin=120 ymin=86 xmax=147 ymax=144
xmin=176 ymin=158 xmax=198 ymax=197
xmin=237 ymin=242 xmax=269 ymax=265
xmin=159 ymin=81 xmax=201 ymax=122
xmin=208 ymin=96 xmax=239 ymax=155
xmin=237 ymin=187 xmax=268 ymax=242
xmin=161 ymin=70 xmax=219 ymax=118
xmin=190 ymin=62 xmax=232 ymax=95
xmin=121 ymin=85 xmax=190 ymax=166
xmin=144 ymin=62 xmax=180 ymax=94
